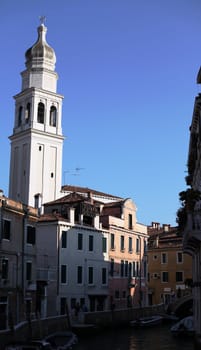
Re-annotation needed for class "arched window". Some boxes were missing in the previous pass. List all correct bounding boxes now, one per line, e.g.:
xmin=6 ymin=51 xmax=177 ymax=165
xmin=25 ymin=103 xmax=31 ymax=123
xmin=18 ymin=106 xmax=23 ymax=126
xmin=49 ymin=105 xmax=57 ymax=127
xmin=37 ymin=102 xmax=45 ymax=124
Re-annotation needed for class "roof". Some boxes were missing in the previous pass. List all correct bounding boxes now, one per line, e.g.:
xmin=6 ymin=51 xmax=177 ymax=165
xmin=44 ymin=192 xmax=86 ymax=206
xmin=61 ymin=185 xmax=123 ymax=200
xmin=38 ymin=213 xmax=66 ymax=222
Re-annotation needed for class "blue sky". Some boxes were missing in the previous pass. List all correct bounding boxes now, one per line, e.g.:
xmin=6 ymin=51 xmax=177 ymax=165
xmin=1 ymin=0 xmax=201 ymax=226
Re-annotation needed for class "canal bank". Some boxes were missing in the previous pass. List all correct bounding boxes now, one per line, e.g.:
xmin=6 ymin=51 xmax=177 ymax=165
xmin=0 ymin=304 xmax=166 ymax=348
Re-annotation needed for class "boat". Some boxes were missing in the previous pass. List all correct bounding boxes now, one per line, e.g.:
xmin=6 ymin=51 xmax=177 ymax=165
xmin=4 ymin=340 xmax=53 ymax=350
xmin=45 ymin=331 xmax=78 ymax=349
xmin=130 ymin=315 xmax=163 ymax=327
xmin=170 ymin=316 xmax=194 ymax=337
xmin=159 ymin=312 xmax=179 ymax=323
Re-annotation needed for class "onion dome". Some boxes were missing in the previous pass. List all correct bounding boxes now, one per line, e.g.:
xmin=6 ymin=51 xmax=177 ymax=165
xmin=25 ymin=23 xmax=56 ymax=71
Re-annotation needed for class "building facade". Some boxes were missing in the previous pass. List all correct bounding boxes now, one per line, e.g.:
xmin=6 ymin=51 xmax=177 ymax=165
xmin=148 ymin=222 xmax=192 ymax=306
xmin=0 ymin=193 xmax=38 ymax=329
xmin=101 ymin=197 xmax=148 ymax=309
xmin=181 ymin=65 xmax=201 ymax=345
xmin=36 ymin=187 xmax=148 ymax=316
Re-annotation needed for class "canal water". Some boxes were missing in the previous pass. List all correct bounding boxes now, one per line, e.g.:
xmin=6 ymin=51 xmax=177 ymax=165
xmin=74 ymin=324 xmax=194 ymax=350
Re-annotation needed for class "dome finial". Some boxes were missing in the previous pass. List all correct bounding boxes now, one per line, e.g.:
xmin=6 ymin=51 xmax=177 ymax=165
xmin=39 ymin=15 xmax=46 ymax=25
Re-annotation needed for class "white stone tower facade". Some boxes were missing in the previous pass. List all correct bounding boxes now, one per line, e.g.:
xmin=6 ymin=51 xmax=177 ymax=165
xmin=9 ymin=22 xmax=64 ymax=209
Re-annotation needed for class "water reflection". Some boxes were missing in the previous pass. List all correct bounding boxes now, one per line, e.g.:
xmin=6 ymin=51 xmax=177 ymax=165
xmin=75 ymin=324 xmax=194 ymax=350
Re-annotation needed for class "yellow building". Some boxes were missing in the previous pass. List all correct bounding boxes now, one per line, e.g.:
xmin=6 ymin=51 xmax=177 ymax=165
xmin=147 ymin=222 xmax=192 ymax=306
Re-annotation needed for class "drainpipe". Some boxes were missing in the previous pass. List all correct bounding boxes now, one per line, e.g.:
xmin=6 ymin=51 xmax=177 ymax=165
xmin=22 ymin=205 xmax=29 ymax=299
xmin=57 ymin=224 xmax=60 ymax=314
xmin=138 ymin=235 xmax=142 ymax=308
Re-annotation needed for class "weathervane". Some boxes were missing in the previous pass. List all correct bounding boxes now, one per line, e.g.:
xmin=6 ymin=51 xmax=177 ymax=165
xmin=39 ymin=16 xmax=46 ymax=25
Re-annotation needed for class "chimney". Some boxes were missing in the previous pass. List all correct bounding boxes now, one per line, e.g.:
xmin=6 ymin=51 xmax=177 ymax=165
xmin=163 ymin=224 xmax=170 ymax=232
xmin=87 ymin=191 xmax=93 ymax=203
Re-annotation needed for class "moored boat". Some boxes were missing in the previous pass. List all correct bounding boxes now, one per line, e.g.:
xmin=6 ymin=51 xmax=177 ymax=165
xmin=4 ymin=340 xmax=52 ymax=350
xmin=170 ymin=316 xmax=194 ymax=337
xmin=45 ymin=331 xmax=78 ymax=349
xmin=130 ymin=315 xmax=163 ymax=327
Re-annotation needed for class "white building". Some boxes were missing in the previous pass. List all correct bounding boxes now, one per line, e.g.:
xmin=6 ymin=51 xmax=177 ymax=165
xmin=37 ymin=191 xmax=110 ymax=315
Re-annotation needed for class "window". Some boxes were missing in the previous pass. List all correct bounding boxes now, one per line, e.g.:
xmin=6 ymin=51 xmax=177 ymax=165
xmin=2 ymin=220 xmax=11 ymax=240
xmin=27 ymin=226 xmax=36 ymax=245
xmin=61 ymin=265 xmax=67 ymax=284
xmin=110 ymin=259 xmax=114 ymax=277
xmin=161 ymin=253 xmax=167 ymax=264
xmin=128 ymin=262 xmax=132 ymax=278
xmin=143 ymin=261 xmax=147 ymax=278
xmin=49 ymin=106 xmax=57 ymax=126
xmin=88 ymin=267 xmax=93 ymax=284
xmin=120 ymin=260 xmax=124 ymax=277
xmin=144 ymin=239 xmax=147 ymax=254
xmin=26 ymin=261 xmax=32 ymax=281
xmin=136 ymin=238 xmax=140 ymax=253
xmin=71 ymin=298 xmax=76 ymax=309
xmin=37 ymin=102 xmax=45 ymax=123
xmin=60 ymin=297 xmax=67 ymax=315
xmin=18 ymin=106 xmax=23 ymax=126
xmin=2 ymin=259 xmax=8 ymax=279
xmin=25 ymin=103 xmax=31 ymax=123
xmin=132 ymin=262 xmax=136 ymax=277
xmin=61 ymin=231 xmax=67 ymax=248
xmin=136 ymin=261 xmax=139 ymax=277
xmin=162 ymin=271 xmax=169 ymax=283
xmin=177 ymin=252 xmax=183 ymax=264
xmin=120 ymin=235 xmax=125 ymax=251
xmin=102 ymin=237 xmax=107 ymax=253
xmin=129 ymin=237 xmax=132 ymax=252
xmin=102 ymin=267 xmax=107 ymax=285
xmin=115 ymin=290 xmax=120 ymax=299
xmin=34 ymin=194 xmax=40 ymax=209
xmin=111 ymin=233 xmax=115 ymax=250
xmin=77 ymin=266 xmax=83 ymax=284
xmin=125 ymin=261 xmax=128 ymax=277
xmin=89 ymin=235 xmax=93 ymax=251
xmin=176 ymin=271 xmax=183 ymax=282
xmin=78 ymin=233 xmax=83 ymax=250
xmin=128 ymin=214 xmax=133 ymax=229
xmin=153 ymin=255 xmax=158 ymax=260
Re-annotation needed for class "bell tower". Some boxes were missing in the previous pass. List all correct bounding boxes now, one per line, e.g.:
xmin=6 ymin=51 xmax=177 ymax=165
xmin=9 ymin=21 xmax=64 ymax=210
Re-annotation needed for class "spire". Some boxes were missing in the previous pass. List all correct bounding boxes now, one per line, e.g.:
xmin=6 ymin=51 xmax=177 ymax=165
xmin=25 ymin=20 xmax=56 ymax=71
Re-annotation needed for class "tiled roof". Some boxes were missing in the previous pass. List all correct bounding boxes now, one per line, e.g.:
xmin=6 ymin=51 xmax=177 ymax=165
xmin=61 ymin=185 xmax=122 ymax=199
xmin=103 ymin=200 xmax=124 ymax=207
xmin=44 ymin=192 xmax=85 ymax=206
xmin=38 ymin=213 xmax=64 ymax=222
